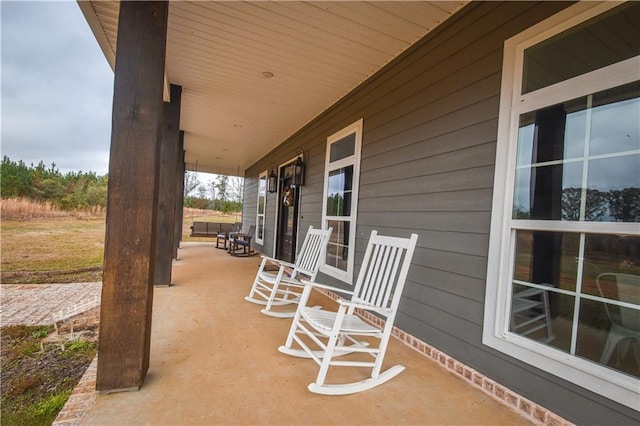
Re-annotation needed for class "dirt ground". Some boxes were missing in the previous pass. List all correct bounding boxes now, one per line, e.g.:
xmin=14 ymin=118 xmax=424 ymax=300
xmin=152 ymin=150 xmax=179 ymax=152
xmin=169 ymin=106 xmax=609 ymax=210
xmin=1 ymin=306 xmax=100 ymax=419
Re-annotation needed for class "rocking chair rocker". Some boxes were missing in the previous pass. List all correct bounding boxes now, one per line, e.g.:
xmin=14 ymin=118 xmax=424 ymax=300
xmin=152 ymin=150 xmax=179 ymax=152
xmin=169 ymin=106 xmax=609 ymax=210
xmin=278 ymin=230 xmax=418 ymax=395
xmin=245 ymin=226 xmax=332 ymax=317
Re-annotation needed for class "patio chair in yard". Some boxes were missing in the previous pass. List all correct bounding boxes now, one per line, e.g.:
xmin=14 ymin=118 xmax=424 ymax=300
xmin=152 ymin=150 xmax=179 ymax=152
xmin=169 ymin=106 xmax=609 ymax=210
xmin=229 ymin=225 xmax=257 ymax=257
xmin=245 ymin=226 xmax=333 ymax=318
xmin=278 ymin=230 xmax=418 ymax=395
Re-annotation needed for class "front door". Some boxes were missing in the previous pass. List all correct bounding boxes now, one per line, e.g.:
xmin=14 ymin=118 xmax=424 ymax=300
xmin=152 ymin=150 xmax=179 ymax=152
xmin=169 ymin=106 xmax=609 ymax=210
xmin=275 ymin=164 xmax=300 ymax=263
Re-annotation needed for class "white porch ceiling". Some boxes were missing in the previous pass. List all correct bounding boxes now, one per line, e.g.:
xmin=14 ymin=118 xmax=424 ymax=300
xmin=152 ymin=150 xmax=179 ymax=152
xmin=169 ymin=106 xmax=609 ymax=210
xmin=80 ymin=1 xmax=467 ymax=176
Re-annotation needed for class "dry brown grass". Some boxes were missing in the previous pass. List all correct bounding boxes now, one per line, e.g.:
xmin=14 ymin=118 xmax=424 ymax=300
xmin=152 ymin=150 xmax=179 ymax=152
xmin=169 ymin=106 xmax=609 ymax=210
xmin=0 ymin=198 xmax=104 ymax=220
xmin=0 ymin=202 xmax=238 ymax=280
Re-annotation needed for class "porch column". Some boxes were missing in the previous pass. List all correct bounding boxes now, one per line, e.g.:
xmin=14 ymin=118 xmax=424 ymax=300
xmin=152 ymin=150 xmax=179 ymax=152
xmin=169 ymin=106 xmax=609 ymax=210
xmin=155 ymin=84 xmax=182 ymax=285
xmin=97 ymin=1 xmax=168 ymax=392
xmin=173 ymin=134 xmax=185 ymax=259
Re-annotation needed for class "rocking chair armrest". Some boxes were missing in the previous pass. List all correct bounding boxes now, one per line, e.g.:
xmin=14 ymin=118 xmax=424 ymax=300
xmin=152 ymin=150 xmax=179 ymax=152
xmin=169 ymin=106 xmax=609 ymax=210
xmin=275 ymin=259 xmax=296 ymax=269
xmin=300 ymin=279 xmax=355 ymax=297
xmin=337 ymin=299 xmax=393 ymax=314
xmin=259 ymin=255 xmax=296 ymax=269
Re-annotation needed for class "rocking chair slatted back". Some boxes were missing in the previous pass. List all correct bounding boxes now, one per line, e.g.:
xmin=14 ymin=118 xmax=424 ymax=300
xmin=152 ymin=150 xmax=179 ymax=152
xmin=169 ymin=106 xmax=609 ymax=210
xmin=294 ymin=226 xmax=333 ymax=281
xmin=245 ymin=226 xmax=333 ymax=318
xmin=354 ymin=231 xmax=418 ymax=314
xmin=278 ymin=229 xmax=419 ymax=394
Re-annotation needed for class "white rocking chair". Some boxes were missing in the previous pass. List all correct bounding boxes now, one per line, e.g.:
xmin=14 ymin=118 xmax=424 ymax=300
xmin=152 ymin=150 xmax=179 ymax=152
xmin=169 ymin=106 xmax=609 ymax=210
xmin=278 ymin=230 xmax=419 ymax=395
xmin=245 ymin=226 xmax=333 ymax=318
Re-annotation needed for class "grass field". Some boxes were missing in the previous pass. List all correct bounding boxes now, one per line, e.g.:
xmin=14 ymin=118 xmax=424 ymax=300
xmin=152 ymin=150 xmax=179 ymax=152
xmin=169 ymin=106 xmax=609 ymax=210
xmin=0 ymin=200 xmax=240 ymax=283
xmin=1 ymin=218 xmax=106 ymax=272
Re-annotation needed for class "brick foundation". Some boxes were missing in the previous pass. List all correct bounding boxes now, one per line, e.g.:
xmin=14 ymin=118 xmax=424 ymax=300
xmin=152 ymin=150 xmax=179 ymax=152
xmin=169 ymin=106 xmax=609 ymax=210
xmin=316 ymin=288 xmax=574 ymax=426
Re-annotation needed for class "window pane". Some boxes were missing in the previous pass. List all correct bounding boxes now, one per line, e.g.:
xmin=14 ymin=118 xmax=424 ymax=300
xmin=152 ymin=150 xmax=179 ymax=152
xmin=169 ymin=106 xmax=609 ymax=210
xmin=258 ymin=216 xmax=264 ymax=240
xmin=513 ymin=83 xmax=640 ymax=221
xmin=513 ymin=230 xmax=640 ymax=377
xmin=258 ymin=176 xmax=266 ymax=193
xmin=325 ymin=220 xmax=349 ymax=272
xmin=579 ymin=234 xmax=639 ymax=375
xmin=330 ymin=133 xmax=355 ymax=162
xmin=577 ymin=298 xmax=640 ymax=379
xmin=513 ymin=162 xmax=583 ymax=220
xmin=586 ymin=155 xmax=640 ymax=222
xmin=513 ymin=230 xmax=579 ymax=291
xmin=510 ymin=283 xmax=574 ymax=352
xmin=582 ymin=234 xmax=640 ymax=300
xmin=522 ymin=3 xmax=640 ymax=94
xmin=258 ymin=196 xmax=265 ymax=215
xmin=326 ymin=166 xmax=353 ymax=216
xmin=590 ymin=83 xmax=640 ymax=156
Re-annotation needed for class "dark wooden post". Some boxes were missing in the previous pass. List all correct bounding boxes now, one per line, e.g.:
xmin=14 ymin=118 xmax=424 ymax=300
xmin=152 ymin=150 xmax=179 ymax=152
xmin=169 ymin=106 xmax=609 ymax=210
xmin=154 ymin=84 xmax=182 ymax=286
xmin=97 ymin=1 xmax=168 ymax=392
xmin=173 ymin=134 xmax=185 ymax=259
xmin=531 ymin=105 xmax=566 ymax=288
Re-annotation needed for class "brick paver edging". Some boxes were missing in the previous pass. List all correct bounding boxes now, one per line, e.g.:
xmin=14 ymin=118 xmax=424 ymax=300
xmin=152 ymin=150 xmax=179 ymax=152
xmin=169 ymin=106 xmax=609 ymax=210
xmin=315 ymin=287 xmax=575 ymax=426
xmin=0 ymin=283 xmax=102 ymax=326
xmin=52 ymin=357 xmax=98 ymax=426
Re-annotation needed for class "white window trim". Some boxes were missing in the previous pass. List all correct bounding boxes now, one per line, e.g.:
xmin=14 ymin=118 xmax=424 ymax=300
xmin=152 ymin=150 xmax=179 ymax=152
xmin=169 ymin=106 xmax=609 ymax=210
xmin=320 ymin=119 xmax=363 ymax=284
xmin=256 ymin=170 xmax=267 ymax=245
xmin=483 ymin=1 xmax=640 ymax=411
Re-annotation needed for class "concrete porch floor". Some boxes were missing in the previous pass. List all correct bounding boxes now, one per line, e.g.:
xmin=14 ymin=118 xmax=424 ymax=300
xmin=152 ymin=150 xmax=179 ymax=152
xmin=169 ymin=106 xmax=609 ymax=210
xmin=81 ymin=241 xmax=531 ymax=425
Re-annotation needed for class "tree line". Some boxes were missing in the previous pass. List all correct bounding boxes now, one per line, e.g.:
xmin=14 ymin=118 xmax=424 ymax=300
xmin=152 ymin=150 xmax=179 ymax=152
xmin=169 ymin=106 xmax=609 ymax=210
xmin=1 ymin=156 xmax=108 ymax=210
xmin=1 ymin=157 xmax=244 ymax=213
xmin=183 ymin=171 xmax=243 ymax=213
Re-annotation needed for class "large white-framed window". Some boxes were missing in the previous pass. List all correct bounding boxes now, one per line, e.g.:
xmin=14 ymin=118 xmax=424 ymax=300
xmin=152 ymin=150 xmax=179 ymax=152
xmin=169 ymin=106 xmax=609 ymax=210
xmin=320 ymin=119 xmax=363 ymax=283
xmin=483 ymin=1 xmax=640 ymax=410
xmin=256 ymin=171 xmax=267 ymax=244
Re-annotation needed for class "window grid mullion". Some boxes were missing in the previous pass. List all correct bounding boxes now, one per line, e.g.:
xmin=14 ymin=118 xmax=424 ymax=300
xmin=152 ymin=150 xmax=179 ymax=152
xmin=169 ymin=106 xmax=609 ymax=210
xmin=578 ymin=95 xmax=593 ymax=222
xmin=569 ymin=233 xmax=587 ymax=355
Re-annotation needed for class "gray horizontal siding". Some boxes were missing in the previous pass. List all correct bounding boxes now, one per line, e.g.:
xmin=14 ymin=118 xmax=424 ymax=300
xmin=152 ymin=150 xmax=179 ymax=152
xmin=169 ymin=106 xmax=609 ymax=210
xmin=243 ymin=2 xmax=638 ymax=423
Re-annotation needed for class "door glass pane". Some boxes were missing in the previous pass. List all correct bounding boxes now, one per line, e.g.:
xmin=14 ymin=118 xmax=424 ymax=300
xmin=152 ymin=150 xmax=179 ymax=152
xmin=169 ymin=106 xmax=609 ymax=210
xmin=522 ymin=3 xmax=640 ymax=94
xmin=326 ymin=166 xmax=353 ymax=216
xmin=326 ymin=220 xmax=349 ymax=272
xmin=329 ymin=133 xmax=355 ymax=162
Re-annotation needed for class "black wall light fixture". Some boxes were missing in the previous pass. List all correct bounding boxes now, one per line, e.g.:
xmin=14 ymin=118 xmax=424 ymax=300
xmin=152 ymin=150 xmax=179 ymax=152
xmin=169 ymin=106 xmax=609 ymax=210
xmin=292 ymin=148 xmax=306 ymax=187
xmin=267 ymin=169 xmax=278 ymax=193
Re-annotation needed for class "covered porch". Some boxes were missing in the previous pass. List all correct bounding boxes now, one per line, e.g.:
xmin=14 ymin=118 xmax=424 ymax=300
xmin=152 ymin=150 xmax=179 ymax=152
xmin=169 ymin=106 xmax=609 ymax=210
xmin=74 ymin=242 xmax=531 ymax=425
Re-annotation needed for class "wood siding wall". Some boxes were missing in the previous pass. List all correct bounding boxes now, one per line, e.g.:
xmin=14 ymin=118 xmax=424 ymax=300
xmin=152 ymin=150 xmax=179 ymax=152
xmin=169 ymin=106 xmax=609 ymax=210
xmin=243 ymin=2 xmax=637 ymax=423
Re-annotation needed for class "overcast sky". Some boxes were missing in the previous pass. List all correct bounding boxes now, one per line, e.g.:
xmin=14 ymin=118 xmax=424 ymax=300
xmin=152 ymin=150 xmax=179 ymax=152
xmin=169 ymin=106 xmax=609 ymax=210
xmin=2 ymin=1 xmax=114 ymax=175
